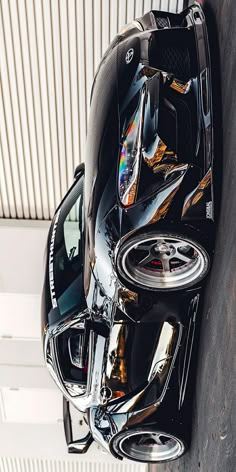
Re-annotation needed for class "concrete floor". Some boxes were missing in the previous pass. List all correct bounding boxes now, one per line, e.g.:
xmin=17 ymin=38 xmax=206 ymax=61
xmin=150 ymin=1 xmax=236 ymax=471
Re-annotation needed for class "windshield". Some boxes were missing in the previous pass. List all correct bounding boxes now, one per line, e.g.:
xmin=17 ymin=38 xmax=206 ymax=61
xmin=46 ymin=175 xmax=86 ymax=327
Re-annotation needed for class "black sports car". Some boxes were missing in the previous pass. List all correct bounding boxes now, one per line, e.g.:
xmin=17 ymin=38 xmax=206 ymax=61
xmin=42 ymin=2 xmax=214 ymax=464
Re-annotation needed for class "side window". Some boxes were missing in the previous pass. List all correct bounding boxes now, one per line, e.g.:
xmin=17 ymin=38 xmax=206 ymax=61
xmin=52 ymin=173 xmax=85 ymax=319
xmin=64 ymin=194 xmax=83 ymax=261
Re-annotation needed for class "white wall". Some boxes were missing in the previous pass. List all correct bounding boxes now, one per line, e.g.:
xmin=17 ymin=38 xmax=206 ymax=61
xmin=0 ymin=221 xmax=70 ymax=457
xmin=0 ymin=220 xmax=63 ymax=458
xmin=0 ymin=220 xmax=147 ymax=470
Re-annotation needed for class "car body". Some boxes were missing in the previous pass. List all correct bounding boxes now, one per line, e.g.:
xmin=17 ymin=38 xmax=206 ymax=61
xmin=42 ymin=2 xmax=214 ymax=463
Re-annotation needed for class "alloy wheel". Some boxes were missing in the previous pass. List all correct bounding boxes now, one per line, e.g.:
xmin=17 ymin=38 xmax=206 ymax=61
xmin=113 ymin=430 xmax=185 ymax=462
xmin=117 ymin=233 xmax=209 ymax=290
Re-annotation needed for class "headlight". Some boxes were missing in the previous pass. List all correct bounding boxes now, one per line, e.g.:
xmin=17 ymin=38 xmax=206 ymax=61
xmin=48 ymin=330 xmax=88 ymax=400
xmin=118 ymin=87 xmax=146 ymax=206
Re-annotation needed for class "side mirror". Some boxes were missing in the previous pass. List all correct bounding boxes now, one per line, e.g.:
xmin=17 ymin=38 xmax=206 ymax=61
xmin=74 ymin=163 xmax=85 ymax=180
xmin=63 ymin=397 xmax=93 ymax=454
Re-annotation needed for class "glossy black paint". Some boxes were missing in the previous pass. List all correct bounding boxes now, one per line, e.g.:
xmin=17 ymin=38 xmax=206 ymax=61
xmin=41 ymin=3 xmax=215 ymax=463
xmin=85 ymin=4 xmax=214 ymax=297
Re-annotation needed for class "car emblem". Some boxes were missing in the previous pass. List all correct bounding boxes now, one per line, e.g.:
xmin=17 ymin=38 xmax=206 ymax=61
xmin=100 ymin=386 xmax=112 ymax=404
xmin=125 ymin=48 xmax=134 ymax=64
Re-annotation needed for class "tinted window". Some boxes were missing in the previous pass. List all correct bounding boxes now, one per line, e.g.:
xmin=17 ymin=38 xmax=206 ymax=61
xmin=48 ymin=176 xmax=85 ymax=325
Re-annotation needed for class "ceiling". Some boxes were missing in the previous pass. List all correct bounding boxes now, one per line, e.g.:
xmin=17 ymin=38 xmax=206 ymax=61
xmin=0 ymin=0 xmax=184 ymax=221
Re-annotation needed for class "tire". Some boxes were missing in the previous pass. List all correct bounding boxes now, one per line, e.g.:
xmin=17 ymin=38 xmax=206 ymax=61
xmin=111 ymin=427 xmax=187 ymax=463
xmin=116 ymin=230 xmax=210 ymax=291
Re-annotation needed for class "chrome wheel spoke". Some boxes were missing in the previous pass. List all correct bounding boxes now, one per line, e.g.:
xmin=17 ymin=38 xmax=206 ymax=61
xmin=176 ymin=251 xmax=193 ymax=264
xmin=135 ymin=244 xmax=152 ymax=251
xmin=151 ymin=434 xmax=164 ymax=446
xmin=161 ymin=257 xmax=171 ymax=273
xmin=139 ymin=252 xmax=154 ymax=266
xmin=137 ymin=433 xmax=163 ymax=447
xmin=175 ymin=241 xmax=189 ymax=249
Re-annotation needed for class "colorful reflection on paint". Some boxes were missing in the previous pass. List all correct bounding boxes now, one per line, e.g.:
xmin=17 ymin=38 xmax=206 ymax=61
xmin=119 ymin=88 xmax=145 ymax=206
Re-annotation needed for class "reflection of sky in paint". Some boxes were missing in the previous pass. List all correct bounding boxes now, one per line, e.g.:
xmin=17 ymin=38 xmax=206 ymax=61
xmin=120 ymin=63 xmax=146 ymax=114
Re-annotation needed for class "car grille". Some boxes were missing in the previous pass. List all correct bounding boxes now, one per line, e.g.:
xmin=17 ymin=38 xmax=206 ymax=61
xmin=156 ymin=46 xmax=191 ymax=81
xmin=155 ymin=16 xmax=170 ymax=29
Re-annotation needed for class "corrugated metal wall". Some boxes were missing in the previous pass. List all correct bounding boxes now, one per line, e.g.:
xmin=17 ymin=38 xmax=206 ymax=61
xmin=0 ymin=457 xmax=146 ymax=472
xmin=0 ymin=0 xmax=183 ymax=220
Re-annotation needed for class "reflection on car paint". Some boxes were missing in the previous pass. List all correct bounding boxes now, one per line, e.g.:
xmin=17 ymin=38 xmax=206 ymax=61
xmin=182 ymin=167 xmax=213 ymax=218
xmin=170 ymin=78 xmax=192 ymax=94
xmin=119 ymin=86 xmax=146 ymax=206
